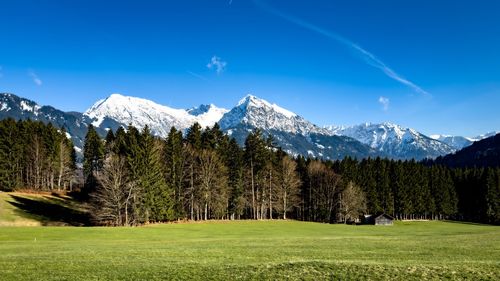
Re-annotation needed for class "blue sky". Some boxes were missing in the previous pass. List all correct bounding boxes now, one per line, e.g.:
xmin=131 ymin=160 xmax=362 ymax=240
xmin=1 ymin=0 xmax=499 ymax=136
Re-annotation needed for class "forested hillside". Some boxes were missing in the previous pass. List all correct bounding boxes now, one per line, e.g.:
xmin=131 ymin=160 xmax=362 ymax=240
xmin=0 ymin=119 xmax=76 ymax=191
xmin=432 ymin=133 xmax=500 ymax=168
xmin=82 ymin=122 xmax=500 ymax=225
xmin=1 ymin=120 xmax=498 ymax=225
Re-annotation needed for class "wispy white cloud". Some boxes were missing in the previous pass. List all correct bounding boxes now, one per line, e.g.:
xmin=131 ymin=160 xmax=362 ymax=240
xmin=28 ymin=70 xmax=42 ymax=86
xmin=378 ymin=96 xmax=390 ymax=111
xmin=187 ymin=70 xmax=211 ymax=82
xmin=207 ymin=56 xmax=227 ymax=75
xmin=253 ymin=0 xmax=430 ymax=96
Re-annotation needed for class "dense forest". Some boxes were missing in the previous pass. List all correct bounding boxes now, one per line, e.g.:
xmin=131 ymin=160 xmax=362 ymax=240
xmin=0 ymin=119 xmax=76 ymax=191
xmin=0 ymin=119 xmax=499 ymax=225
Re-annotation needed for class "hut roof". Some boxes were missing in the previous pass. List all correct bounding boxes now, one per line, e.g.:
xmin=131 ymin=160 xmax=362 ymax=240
xmin=374 ymin=213 xmax=394 ymax=220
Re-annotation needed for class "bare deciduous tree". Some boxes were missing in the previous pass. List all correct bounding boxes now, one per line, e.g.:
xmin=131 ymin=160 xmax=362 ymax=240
xmin=307 ymin=160 xmax=341 ymax=222
xmin=198 ymin=149 xmax=228 ymax=220
xmin=92 ymin=155 xmax=136 ymax=226
xmin=56 ymin=138 xmax=74 ymax=190
xmin=339 ymin=181 xmax=367 ymax=223
xmin=275 ymin=156 xmax=301 ymax=219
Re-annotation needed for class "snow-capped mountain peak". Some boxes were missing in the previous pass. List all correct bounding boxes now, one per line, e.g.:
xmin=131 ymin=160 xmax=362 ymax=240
xmin=325 ymin=122 xmax=454 ymax=160
xmin=471 ymin=131 xmax=499 ymax=142
xmin=237 ymin=94 xmax=297 ymax=118
xmin=0 ymin=93 xmax=42 ymax=116
xmin=429 ymin=131 xmax=499 ymax=150
xmin=84 ymin=93 xmax=226 ymax=136
xmin=219 ymin=94 xmax=327 ymax=136
xmin=187 ymin=104 xmax=228 ymax=128
xmin=3 ymin=92 xmax=495 ymax=161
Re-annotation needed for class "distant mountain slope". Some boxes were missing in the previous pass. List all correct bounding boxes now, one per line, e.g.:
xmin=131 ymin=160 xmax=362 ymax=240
xmin=2 ymin=92 xmax=496 ymax=162
xmin=472 ymin=131 xmax=499 ymax=141
xmin=429 ymin=135 xmax=474 ymax=150
xmin=433 ymin=133 xmax=500 ymax=168
xmin=326 ymin=122 xmax=454 ymax=160
xmin=220 ymin=95 xmax=379 ymax=160
xmin=0 ymin=93 xmax=89 ymax=150
xmin=220 ymin=95 xmax=331 ymax=136
xmin=84 ymin=93 xmax=228 ymax=137
xmin=430 ymin=132 xmax=499 ymax=150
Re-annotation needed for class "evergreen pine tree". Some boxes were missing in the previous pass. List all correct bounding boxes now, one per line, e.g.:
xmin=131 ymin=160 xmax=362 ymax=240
xmin=83 ymin=124 xmax=104 ymax=196
xmin=164 ymin=127 xmax=186 ymax=219
xmin=139 ymin=126 xmax=174 ymax=222
xmin=104 ymin=129 xmax=116 ymax=155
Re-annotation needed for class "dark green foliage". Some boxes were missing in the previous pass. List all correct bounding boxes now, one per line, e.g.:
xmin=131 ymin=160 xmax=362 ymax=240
xmin=82 ymin=124 xmax=104 ymax=196
xmin=485 ymin=169 xmax=500 ymax=223
xmin=89 ymin=125 xmax=175 ymax=225
xmin=0 ymin=119 xmax=21 ymax=191
xmin=79 ymin=123 xmax=500 ymax=225
xmin=104 ymin=129 xmax=115 ymax=155
xmin=83 ymin=125 xmax=104 ymax=177
xmin=164 ymin=126 xmax=186 ymax=219
xmin=0 ymin=119 xmax=76 ymax=191
xmin=244 ymin=129 xmax=270 ymax=219
xmin=113 ymin=126 xmax=127 ymax=155
xmin=432 ymin=133 xmax=500 ymax=168
xmin=225 ymin=138 xmax=245 ymax=219
xmin=185 ymin=122 xmax=202 ymax=149
xmin=139 ymin=126 xmax=174 ymax=222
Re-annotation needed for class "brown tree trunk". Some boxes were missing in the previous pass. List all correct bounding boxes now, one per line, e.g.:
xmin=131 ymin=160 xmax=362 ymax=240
xmin=250 ymin=159 xmax=256 ymax=220
xmin=269 ymin=168 xmax=273 ymax=220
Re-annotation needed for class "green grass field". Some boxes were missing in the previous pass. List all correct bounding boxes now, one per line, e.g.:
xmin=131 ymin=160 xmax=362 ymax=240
xmin=0 ymin=192 xmax=499 ymax=280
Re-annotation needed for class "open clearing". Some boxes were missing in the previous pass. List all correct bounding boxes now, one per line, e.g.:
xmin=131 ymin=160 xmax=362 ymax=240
xmin=0 ymin=193 xmax=499 ymax=280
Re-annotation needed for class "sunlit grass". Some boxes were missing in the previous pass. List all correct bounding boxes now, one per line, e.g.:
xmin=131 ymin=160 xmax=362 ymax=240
xmin=0 ymin=219 xmax=499 ymax=280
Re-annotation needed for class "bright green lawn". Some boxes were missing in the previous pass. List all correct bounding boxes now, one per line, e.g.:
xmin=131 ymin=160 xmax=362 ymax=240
xmin=0 ymin=192 xmax=499 ymax=280
xmin=0 ymin=220 xmax=499 ymax=280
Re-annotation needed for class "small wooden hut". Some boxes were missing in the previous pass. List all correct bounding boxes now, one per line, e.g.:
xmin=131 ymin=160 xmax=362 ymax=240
xmin=374 ymin=214 xmax=394 ymax=225
xmin=361 ymin=213 xmax=394 ymax=225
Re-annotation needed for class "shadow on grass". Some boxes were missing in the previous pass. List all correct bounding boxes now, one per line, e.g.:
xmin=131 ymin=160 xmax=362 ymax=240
xmin=442 ymin=220 xmax=498 ymax=227
xmin=7 ymin=195 xmax=91 ymax=226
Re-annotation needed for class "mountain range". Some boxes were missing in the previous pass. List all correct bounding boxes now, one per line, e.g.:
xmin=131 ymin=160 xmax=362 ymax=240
xmin=0 ymin=92 xmax=495 ymax=161
xmin=431 ymin=133 xmax=500 ymax=168
xmin=326 ymin=123 xmax=453 ymax=160
xmin=429 ymin=132 xmax=498 ymax=150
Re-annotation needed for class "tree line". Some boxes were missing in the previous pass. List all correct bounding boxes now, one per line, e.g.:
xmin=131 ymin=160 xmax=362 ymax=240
xmin=83 ymin=123 xmax=305 ymax=225
xmin=0 ymin=119 xmax=498 ymax=225
xmin=331 ymin=157 xmax=499 ymax=223
xmin=0 ymin=118 xmax=76 ymax=191
xmin=82 ymin=123 xmax=499 ymax=225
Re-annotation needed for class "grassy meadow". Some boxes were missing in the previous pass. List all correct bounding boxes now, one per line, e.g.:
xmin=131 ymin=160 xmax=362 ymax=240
xmin=0 ymin=192 xmax=499 ymax=280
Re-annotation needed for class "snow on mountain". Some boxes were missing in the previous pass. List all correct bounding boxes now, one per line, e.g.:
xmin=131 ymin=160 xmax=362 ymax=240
xmin=2 ymin=92 xmax=496 ymax=161
xmin=429 ymin=132 xmax=499 ymax=150
xmin=470 ymin=131 xmax=499 ymax=142
xmin=187 ymin=104 xmax=214 ymax=116
xmin=326 ymin=122 xmax=455 ymax=160
xmin=0 ymin=93 xmax=42 ymax=117
xmin=84 ymin=93 xmax=227 ymax=137
xmin=20 ymin=100 xmax=41 ymax=115
xmin=85 ymin=93 xmax=194 ymax=135
xmin=0 ymin=93 xmax=93 ymax=157
xmin=187 ymin=104 xmax=229 ymax=128
xmin=219 ymin=94 xmax=330 ymax=136
xmin=219 ymin=95 xmax=377 ymax=160
xmin=429 ymin=135 xmax=474 ymax=150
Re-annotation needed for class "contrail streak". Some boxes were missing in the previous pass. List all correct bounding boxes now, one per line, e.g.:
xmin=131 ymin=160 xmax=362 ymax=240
xmin=187 ymin=71 xmax=211 ymax=82
xmin=253 ymin=0 xmax=430 ymax=96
